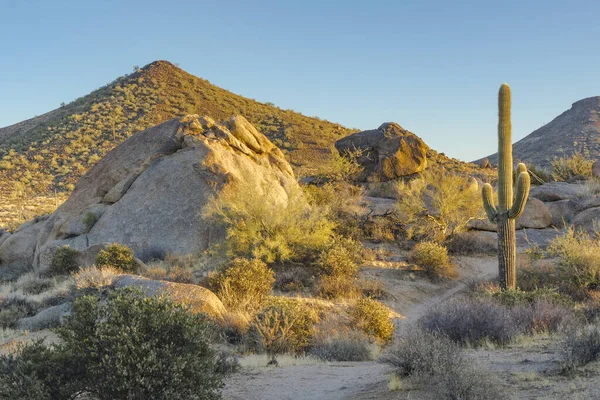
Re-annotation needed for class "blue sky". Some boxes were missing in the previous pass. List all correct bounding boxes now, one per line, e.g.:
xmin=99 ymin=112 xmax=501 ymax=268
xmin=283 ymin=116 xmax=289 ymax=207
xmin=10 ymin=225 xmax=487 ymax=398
xmin=1 ymin=0 xmax=599 ymax=161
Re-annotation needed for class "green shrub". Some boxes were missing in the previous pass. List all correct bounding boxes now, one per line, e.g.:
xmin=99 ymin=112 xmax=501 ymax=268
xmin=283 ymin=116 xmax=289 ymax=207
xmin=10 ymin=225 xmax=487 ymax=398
xmin=350 ymin=298 xmax=394 ymax=342
xmin=547 ymin=228 xmax=600 ymax=288
xmin=49 ymin=246 xmax=80 ymax=275
xmin=209 ymin=258 xmax=275 ymax=312
xmin=95 ymin=243 xmax=136 ymax=273
xmin=203 ymin=183 xmax=334 ymax=263
xmin=249 ymin=297 xmax=319 ymax=355
xmin=0 ymin=289 xmax=223 ymax=399
xmin=408 ymin=241 xmax=456 ymax=279
xmin=551 ymin=152 xmax=593 ymax=181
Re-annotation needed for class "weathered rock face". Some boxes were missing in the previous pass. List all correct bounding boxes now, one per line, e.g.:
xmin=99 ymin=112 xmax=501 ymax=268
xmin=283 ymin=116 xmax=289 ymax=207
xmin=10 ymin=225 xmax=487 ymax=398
xmin=593 ymin=161 xmax=600 ymax=179
xmin=335 ymin=122 xmax=428 ymax=182
xmin=529 ymin=182 xmax=588 ymax=202
xmin=0 ymin=115 xmax=299 ymax=270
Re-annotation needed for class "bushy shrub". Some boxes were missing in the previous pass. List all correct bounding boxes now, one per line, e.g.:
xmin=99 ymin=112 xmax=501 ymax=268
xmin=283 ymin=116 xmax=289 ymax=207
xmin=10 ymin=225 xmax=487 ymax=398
xmin=551 ymin=152 xmax=593 ymax=181
xmin=316 ymin=237 xmax=363 ymax=298
xmin=350 ymin=298 xmax=394 ymax=342
xmin=143 ymin=265 xmax=168 ymax=280
xmin=203 ymin=183 xmax=334 ymax=263
xmin=49 ymin=246 xmax=80 ymax=275
xmin=95 ymin=243 xmax=137 ymax=273
xmin=310 ymin=330 xmax=374 ymax=361
xmin=249 ymin=297 xmax=319 ymax=355
xmin=209 ymin=258 xmax=275 ymax=312
xmin=408 ymin=241 xmax=456 ymax=279
xmin=547 ymin=228 xmax=600 ymax=288
xmin=395 ymin=168 xmax=483 ymax=242
xmin=560 ymin=324 xmax=600 ymax=373
xmin=419 ymin=298 xmax=519 ymax=346
xmin=382 ymin=327 xmax=508 ymax=400
xmin=0 ymin=288 xmax=223 ymax=399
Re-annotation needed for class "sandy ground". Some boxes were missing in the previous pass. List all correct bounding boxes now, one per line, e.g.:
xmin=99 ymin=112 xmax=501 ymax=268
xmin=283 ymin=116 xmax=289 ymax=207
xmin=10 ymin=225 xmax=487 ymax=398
xmin=223 ymin=251 xmax=499 ymax=400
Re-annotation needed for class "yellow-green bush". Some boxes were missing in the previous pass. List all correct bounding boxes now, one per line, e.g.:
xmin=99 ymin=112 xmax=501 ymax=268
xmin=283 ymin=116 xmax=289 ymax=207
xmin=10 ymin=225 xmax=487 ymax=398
xmin=551 ymin=152 xmax=593 ymax=181
xmin=203 ymin=183 xmax=335 ymax=263
xmin=395 ymin=168 xmax=483 ymax=242
xmin=209 ymin=258 xmax=275 ymax=312
xmin=350 ymin=298 xmax=394 ymax=342
xmin=408 ymin=241 xmax=456 ymax=279
xmin=548 ymin=228 xmax=600 ymax=288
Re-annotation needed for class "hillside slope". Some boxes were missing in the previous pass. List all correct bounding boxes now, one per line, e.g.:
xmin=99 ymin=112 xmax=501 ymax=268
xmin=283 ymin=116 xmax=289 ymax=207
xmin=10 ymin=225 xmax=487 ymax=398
xmin=480 ymin=96 xmax=600 ymax=168
xmin=0 ymin=60 xmax=355 ymax=195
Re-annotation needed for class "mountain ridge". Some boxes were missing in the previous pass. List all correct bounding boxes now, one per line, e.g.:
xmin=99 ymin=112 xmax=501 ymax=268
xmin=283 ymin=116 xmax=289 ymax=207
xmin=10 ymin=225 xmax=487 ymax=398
xmin=480 ymin=95 xmax=600 ymax=168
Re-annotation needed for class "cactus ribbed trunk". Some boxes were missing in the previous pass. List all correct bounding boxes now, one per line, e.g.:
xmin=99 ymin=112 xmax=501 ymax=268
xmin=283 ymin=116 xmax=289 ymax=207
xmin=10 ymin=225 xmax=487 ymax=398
xmin=497 ymin=217 xmax=516 ymax=289
xmin=481 ymin=84 xmax=531 ymax=291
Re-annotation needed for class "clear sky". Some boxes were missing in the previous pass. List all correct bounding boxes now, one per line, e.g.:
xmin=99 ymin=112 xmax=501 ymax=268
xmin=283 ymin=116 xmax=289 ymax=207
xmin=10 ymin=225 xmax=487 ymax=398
xmin=1 ymin=0 xmax=599 ymax=161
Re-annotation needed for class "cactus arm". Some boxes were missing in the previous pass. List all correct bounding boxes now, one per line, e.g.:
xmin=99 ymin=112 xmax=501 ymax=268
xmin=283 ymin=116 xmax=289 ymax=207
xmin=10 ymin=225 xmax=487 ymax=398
xmin=516 ymin=162 xmax=527 ymax=175
xmin=508 ymin=170 xmax=531 ymax=219
xmin=482 ymin=183 xmax=498 ymax=222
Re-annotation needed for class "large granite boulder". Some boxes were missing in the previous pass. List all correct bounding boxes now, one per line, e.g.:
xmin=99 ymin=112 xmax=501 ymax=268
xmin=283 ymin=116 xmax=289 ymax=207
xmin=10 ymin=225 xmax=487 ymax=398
xmin=0 ymin=115 xmax=299 ymax=271
xmin=529 ymin=182 xmax=588 ymax=202
xmin=114 ymin=275 xmax=226 ymax=319
xmin=572 ymin=207 xmax=600 ymax=233
xmin=335 ymin=122 xmax=428 ymax=182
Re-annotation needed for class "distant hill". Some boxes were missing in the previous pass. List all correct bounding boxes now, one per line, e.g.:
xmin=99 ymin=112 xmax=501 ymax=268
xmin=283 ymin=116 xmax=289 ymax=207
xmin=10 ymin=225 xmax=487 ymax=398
xmin=480 ymin=96 xmax=600 ymax=168
xmin=0 ymin=60 xmax=356 ymax=194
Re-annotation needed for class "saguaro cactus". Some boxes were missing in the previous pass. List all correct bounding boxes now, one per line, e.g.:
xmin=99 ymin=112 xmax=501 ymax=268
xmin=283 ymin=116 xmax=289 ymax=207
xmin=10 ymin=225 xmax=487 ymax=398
xmin=482 ymin=84 xmax=531 ymax=290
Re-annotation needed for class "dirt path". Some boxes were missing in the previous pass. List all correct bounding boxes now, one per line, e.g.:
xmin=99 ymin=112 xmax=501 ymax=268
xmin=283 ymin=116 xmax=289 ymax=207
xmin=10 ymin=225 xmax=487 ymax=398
xmin=222 ymin=254 xmax=498 ymax=400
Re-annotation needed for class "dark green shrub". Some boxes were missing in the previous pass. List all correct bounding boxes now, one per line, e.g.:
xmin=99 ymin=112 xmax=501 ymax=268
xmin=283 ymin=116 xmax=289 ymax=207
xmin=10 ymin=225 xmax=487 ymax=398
xmin=95 ymin=243 xmax=136 ymax=273
xmin=350 ymin=298 xmax=394 ymax=342
xmin=0 ymin=288 xmax=223 ymax=399
xmin=49 ymin=246 xmax=80 ymax=275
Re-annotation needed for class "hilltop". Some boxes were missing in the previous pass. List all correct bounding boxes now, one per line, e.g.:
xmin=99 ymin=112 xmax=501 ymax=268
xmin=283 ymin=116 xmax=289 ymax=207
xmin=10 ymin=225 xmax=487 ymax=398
xmin=480 ymin=96 xmax=600 ymax=168
xmin=0 ymin=61 xmax=356 ymax=195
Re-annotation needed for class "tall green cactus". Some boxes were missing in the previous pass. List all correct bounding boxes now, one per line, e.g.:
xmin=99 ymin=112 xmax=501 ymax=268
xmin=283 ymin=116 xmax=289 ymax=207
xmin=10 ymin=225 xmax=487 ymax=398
xmin=482 ymin=84 xmax=531 ymax=290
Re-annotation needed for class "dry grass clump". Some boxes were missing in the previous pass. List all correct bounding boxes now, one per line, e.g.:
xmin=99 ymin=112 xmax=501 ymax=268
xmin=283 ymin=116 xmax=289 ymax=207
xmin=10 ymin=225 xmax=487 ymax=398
xmin=447 ymin=231 xmax=497 ymax=255
xmin=165 ymin=265 xmax=194 ymax=283
xmin=395 ymin=167 xmax=483 ymax=242
xmin=208 ymin=258 xmax=274 ymax=313
xmin=350 ymin=297 xmax=394 ymax=342
xmin=310 ymin=330 xmax=375 ymax=361
xmin=408 ymin=241 xmax=456 ymax=279
xmin=382 ymin=327 xmax=508 ymax=399
xmin=559 ymin=324 xmax=600 ymax=373
xmin=142 ymin=265 xmax=167 ymax=280
xmin=74 ymin=266 xmax=121 ymax=291
xmin=551 ymin=151 xmax=593 ymax=181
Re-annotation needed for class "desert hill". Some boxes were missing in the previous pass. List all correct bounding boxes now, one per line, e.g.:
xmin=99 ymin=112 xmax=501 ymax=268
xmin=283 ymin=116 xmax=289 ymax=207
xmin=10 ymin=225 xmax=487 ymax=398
xmin=0 ymin=60 xmax=356 ymax=196
xmin=480 ymin=96 xmax=600 ymax=168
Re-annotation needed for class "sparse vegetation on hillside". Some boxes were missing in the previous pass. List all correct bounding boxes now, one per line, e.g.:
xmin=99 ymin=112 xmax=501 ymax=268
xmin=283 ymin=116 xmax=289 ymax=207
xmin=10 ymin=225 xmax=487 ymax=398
xmin=0 ymin=61 xmax=358 ymax=229
xmin=551 ymin=151 xmax=594 ymax=181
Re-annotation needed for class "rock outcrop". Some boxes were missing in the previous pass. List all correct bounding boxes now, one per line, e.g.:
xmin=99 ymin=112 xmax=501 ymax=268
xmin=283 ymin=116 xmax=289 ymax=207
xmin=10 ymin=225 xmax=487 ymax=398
xmin=0 ymin=115 xmax=299 ymax=271
xmin=335 ymin=122 xmax=428 ymax=182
